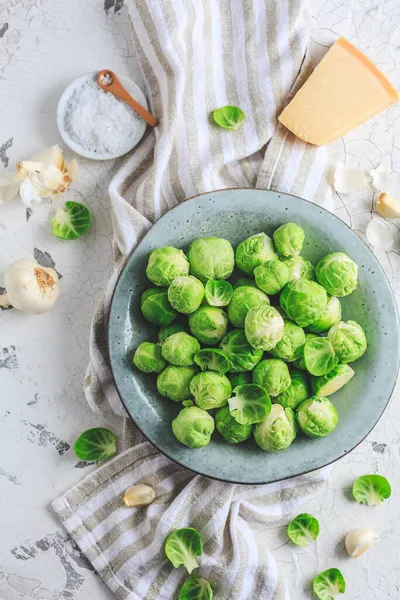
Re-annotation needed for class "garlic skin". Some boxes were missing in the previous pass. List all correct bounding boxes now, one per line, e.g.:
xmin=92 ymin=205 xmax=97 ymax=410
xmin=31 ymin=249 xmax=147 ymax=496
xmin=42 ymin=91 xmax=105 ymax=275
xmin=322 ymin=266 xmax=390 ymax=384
xmin=0 ymin=259 xmax=60 ymax=314
xmin=345 ymin=528 xmax=377 ymax=558
xmin=123 ymin=484 xmax=155 ymax=508
xmin=376 ymin=192 xmax=400 ymax=220
xmin=329 ymin=164 xmax=369 ymax=194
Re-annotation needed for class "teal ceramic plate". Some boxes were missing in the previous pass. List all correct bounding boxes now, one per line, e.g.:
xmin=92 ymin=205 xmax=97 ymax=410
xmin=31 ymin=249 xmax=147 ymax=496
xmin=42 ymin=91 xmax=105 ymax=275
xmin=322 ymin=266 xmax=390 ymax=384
xmin=108 ymin=189 xmax=399 ymax=484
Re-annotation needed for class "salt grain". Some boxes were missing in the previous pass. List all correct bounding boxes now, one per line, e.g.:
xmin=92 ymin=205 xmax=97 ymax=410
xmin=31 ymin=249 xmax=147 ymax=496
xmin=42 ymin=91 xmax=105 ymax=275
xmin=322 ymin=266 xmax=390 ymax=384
xmin=64 ymin=79 xmax=142 ymax=155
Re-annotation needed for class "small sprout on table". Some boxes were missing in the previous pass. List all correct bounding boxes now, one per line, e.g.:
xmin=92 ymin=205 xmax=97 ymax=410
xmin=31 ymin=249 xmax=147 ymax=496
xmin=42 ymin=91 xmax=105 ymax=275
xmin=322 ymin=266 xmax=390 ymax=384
xmin=188 ymin=237 xmax=234 ymax=282
xmin=146 ymin=246 xmax=189 ymax=286
xmin=204 ymin=279 xmax=233 ymax=306
xmin=74 ymin=428 xmax=117 ymax=461
xmin=212 ymin=105 xmax=245 ymax=130
xmin=345 ymin=528 xmax=377 ymax=558
xmin=227 ymin=285 xmax=269 ymax=328
xmin=287 ymin=513 xmax=320 ymax=546
xmin=165 ymin=527 xmax=203 ymax=573
xmin=172 ymin=407 xmax=214 ymax=448
xmin=312 ymin=568 xmax=346 ymax=600
xmin=220 ymin=330 xmax=263 ymax=372
xmin=168 ymin=276 xmax=204 ymax=314
xmin=352 ymin=474 xmax=391 ymax=506
xmin=316 ymin=252 xmax=358 ymax=297
xmin=244 ymin=305 xmax=285 ymax=351
xmin=228 ymin=383 xmax=271 ymax=425
xmin=296 ymin=397 xmax=338 ymax=438
xmin=273 ymin=222 xmax=305 ymax=256
xmin=235 ymin=232 xmax=276 ymax=274
xmin=161 ymin=332 xmax=200 ymax=366
xmin=280 ymin=279 xmax=328 ymax=327
xmin=254 ymin=404 xmax=297 ymax=452
xmin=194 ymin=348 xmax=230 ymax=374
xmin=215 ymin=405 xmax=253 ymax=444
xmin=328 ymin=320 xmax=367 ymax=364
xmin=303 ymin=337 xmax=339 ymax=376
xmin=133 ymin=342 xmax=166 ymax=373
xmin=179 ymin=575 xmax=213 ymax=600
xmin=190 ymin=371 xmax=232 ymax=410
xmin=123 ymin=484 xmax=155 ymax=508
xmin=51 ymin=201 xmax=92 ymax=240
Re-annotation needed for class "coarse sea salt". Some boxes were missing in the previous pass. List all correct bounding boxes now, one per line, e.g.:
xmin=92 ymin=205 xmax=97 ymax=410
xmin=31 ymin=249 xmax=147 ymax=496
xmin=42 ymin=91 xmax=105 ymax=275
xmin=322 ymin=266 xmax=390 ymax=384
xmin=64 ymin=79 xmax=142 ymax=156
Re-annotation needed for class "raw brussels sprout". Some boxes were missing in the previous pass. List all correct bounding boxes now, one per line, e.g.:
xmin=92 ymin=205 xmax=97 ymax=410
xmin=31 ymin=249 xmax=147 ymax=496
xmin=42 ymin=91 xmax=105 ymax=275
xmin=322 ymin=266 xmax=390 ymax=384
xmin=51 ymin=201 xmax=92 ymax=240
xmin=254 ymin=404 xmax=297 ymax=452
xmin=228 ymin=384 xmax=271 ymax=425
xmin=164 ymin=527 xmax=203 ymax=572
xmin=352 ymin=474 xmax=391 ymax=506
xmin=296 ymin=396 xmax=338 ymax=438
xmin=303 ymin=336 xmax=339 ymax=376
xmin=254 ymin=260 xmax=289 ymax=295
xmin=158 ymin=321 xmax=187 ymax=344
xmin=168 ymin=275 xmax=204 ymax=314
xmin=190 ymin=371 xmax=232 ymax=410
xmin=188 ymin=237 xmax=234 ymax=282
xmin=269 ymin=320 xmax=306 ymax=362
xmin=316 ymin=252 xmax=358 ymax=297
xmin=215 ymin=405 xmax=253 ymax=444
xmin=311 ymin=364 xmax=354 ymax=396
xmin=141 ymin=288 xmax=177 ymax=326
xmin=194 ymin=348 xmax=230 ymax=374
xmin=233 ymin=277 xmax=258 ymax=289
xmin=133 ymin=342 xmax=167 ymax=373
xmin=172 ymin=406 xmax=214 ymax=449
xmin=273 ymin=222 xmax=305 ymax=257
xmin=235 ymin=232 xmax=277 ymax=274
xmin=204 ymin=280 xmax=233 ymax=306
xmin=161 ymin=332 xmax=200 ymax=366
xmin=252 ymin=359 xmax=291 ymax=397
xmin=293 ymin=332 xmax=319 ymax=371
xmin=280 ymin=279 xmax=328 ymax=327
xmin=219 ymin=330 xmax=263 ymax=372
xmin=157 ymin=365 xmax=197 ymax=401
xmin=328 ymin=320 xmax=367 ymax=363
xmin=179 ymin=575 xmax=213 ymax=600
xmin=227 ymin=285 xmax=270 ymax=328
xmin=281 ymin=255 xmax=315 ymax=282
xmin=189 ymin=306 xmax=228 ymax=345
xmin=307 ymin=296 xmax=341 ymax=333
xmin=229 ymin=372 xmax=252 ymax=387
xmin=146 ymin=246 xmax=189 ymax=286
xmin=312 ymin=568 xmax=346 ymax=600
xmin=244 ymin=305 xmax=285 ymax=351
xmin=287 ymin=513 xmax=320 ymax=546
xmin=276 ymin=371 xmax=309 ymax=409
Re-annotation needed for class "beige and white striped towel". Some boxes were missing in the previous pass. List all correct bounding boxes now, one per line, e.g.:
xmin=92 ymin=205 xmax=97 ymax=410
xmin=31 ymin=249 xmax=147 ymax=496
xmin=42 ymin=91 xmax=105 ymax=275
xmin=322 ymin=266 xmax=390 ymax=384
xmin=52 ymin=1 xmax=333 ymax=598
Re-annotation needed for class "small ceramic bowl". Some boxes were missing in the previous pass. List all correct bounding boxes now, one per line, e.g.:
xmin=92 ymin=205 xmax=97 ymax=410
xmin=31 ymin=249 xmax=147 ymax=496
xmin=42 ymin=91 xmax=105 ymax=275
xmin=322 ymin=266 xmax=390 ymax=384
xmin=56 ymin=71 xmax=148 ymax=160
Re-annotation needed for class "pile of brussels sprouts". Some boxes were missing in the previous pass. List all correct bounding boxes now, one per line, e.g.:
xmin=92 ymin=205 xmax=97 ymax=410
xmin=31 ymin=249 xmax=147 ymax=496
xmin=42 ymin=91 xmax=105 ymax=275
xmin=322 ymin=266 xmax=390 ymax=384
xmin=133 ymin=223 xmax=367 ymax=453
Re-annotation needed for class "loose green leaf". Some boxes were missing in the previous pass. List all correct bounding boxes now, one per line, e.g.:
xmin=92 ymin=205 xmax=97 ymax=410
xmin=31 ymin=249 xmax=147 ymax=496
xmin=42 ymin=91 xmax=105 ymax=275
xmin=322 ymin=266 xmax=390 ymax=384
xmin=51 ymin=201 xmax=92 ymax=240
xmin=287 ymin=513 xmax=320 ymax=546
xmin=228 ymin=384 xmax=271 ymax=425
xmin=312 ymin=568 xmax=346 ymax=600
xmin=194 ymin=348 xmax=230 ymax=374
xmin=352 ymin=474 xmax=391 ymax=506
xmin=74 ymin=428 xmax=117 ymax=461
xmin=204 ymin=279 xmax=233 ymax=306
xmin=165 ymin=528 xmax=203 ymax=573
xmin=213 ymin=105 xmax=246 ymax=130
xmin=179 ymin=575 xmax=213 ymax=600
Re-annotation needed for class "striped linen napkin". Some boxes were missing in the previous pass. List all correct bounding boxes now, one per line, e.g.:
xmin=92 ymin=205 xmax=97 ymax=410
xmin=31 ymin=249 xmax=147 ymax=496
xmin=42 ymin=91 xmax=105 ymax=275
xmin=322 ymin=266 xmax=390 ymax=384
xmin=52 ymin=1 xmax=333 ymax=598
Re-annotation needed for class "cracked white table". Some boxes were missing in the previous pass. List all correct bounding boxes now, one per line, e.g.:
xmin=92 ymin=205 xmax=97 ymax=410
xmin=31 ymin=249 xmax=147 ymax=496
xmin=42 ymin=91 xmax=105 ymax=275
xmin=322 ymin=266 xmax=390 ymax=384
xmin=0 ymin=1 xmax=399 ymax=599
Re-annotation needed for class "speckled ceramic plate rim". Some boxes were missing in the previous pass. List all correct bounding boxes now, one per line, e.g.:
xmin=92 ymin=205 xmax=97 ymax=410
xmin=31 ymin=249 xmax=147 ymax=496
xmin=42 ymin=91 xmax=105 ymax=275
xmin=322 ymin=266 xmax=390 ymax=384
xmin=108 ymin=189 xmax=400 ymax=485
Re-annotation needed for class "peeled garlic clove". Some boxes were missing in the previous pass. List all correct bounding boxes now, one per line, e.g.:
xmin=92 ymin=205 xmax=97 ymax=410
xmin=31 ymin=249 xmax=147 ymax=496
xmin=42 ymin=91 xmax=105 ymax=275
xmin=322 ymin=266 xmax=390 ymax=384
xmin=376 ymin=192 xmax=400 ymax=220
xmin=345 ymin=528 xmax=377 ymax=558
xmin=123 ymin=484 xmax=155 ymax=507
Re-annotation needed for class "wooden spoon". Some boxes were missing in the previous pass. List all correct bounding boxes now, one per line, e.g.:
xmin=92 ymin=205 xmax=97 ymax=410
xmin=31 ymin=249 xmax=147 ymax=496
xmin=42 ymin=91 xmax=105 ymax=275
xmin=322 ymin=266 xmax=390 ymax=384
xmin=97 ymin=69 xmax=158 ymax=128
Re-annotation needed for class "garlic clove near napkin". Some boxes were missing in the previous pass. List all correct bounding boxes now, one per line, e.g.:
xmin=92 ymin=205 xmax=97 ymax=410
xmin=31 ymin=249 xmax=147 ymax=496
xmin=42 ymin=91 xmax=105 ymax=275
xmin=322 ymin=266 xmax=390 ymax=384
xmin=123 ymin=484 xmax=156 ymax=507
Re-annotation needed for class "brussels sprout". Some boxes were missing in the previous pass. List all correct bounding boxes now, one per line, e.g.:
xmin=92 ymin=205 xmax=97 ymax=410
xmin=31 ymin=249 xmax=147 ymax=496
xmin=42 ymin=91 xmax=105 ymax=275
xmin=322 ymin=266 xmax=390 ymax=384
xmin=215 ymin=405 xmax=253 ymax=444
xmin=352 ymin=474 xmax=391 ymax=506
xmin=312 ymin=568 xmax=346 ymax=600
xmin=188 ymin=237 xmax=234 ymax=282
xmin=276 ymin=371 xmax=310 ymax=409
xmin=228 ymin=384 xmax=271 ymax=425
xmin=189 ymin=306 xmax=228 ymax=345
xmin=254 ymin=404 xmax=297 ymax=452
xmin=161 ymin=332 xmax=200 ymax=366
xmin=158 ymin=321 xmax=187 ymax=344
xmin=293 ymin=332 xmax=319 ymax=371
xmin=244 ymin=305 xmax=285 ymax=351
xmin=141 ymin=288 xmax=177 ymax=326
xmin=307 ymin=296 xmax=341 ymax=333
xmin=133 ymin=342 xmax=167 ymax=373
xmin=303 ymin=337 xmax=338 ymax=376
xmin=311 ymin=364 xmax=354 ymax=396
xmin=164 ymin=527 xmax=203 ymax=572
xmin=172 ymin=406 xmax=214 ymax=449
xmin=281 ymin=256 xmax=315 ymax=282
xmin=74 ymin=428 xmax=117 ymax=461
xmin=270 ymin=320 xmax=306 ymax=362
xmin=227 ymin=286 xmax=270 ymax=328
xmin=157 ymin=365 xmax=197 ymax=401
xmin=296 ymin=396 xmax=338 ymax=438
xmin=254 ymin=260 xmax=289 ymax=295
xmin=179 ymin=575 xmax=213 ymax=600
xmin=273 ymin=222 xmax=305 ymax=257
xmin=168 ymin=276 xmax=204 ymax=314
xmin=233 ymin=277 xmax=258 ymax=289
xmin=252 ymin=359 xmax=291 ymax=397
xmin=287 ymin=513 xmax=320 ymax=546
xmin=280 ymin=279 xmax=328 ymax=327
xmin=51 ymin=201 xmax=92 ymax=240
xmin=146 ymin=247 xmax=189 ymax=286
xmin=316 ymin=252 xmax=358 ymax=297
xmin=328 ymin=320 xmax=367 ymax=363
xmin=194 ymin=348 xmax=230 ymax=374
xmin=204 ymin=280 xmax=233 ymax=306
xmin=235 ymin=232 xmax=277 ymax=274
xmin=220 ymin=330 xmax=263 ymax=372
xmin=182 ymin=400 xmax=194 ymax=407
xmin=190 ymin=371 xmax=232 ymax=410
xmin=229 ymin=372 xmax=252 ymax=387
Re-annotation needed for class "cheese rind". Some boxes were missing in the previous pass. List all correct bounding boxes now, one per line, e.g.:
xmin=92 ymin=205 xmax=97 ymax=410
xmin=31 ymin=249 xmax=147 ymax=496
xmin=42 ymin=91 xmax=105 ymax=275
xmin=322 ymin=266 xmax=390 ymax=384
xmin=278 ymin=37 xmax=399 ymax=146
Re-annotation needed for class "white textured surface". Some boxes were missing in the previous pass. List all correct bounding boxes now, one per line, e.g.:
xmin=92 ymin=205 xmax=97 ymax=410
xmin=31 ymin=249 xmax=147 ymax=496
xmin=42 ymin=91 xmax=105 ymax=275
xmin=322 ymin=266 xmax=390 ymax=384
xmin=0 ymin=1 xmax=399 ymax=599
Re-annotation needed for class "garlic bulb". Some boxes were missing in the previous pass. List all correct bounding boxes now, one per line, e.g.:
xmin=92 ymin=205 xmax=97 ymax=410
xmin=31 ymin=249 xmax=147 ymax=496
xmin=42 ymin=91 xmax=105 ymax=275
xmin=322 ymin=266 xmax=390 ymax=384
xmin=0 ymin=259 xmax=60 ymax=314
xmin=376 ymin=192 xmax=400 ymax=220
xmin=345 ymin=528 xmax=377 ymax=558
xmin=123 ymin=484 xmax=155 ymax=507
